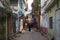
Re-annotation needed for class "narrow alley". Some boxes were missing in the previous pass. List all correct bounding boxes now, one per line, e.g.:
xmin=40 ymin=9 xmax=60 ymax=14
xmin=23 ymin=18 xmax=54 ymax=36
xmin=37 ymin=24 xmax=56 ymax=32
xmin=0 ymin=0 xmax=60 ymax=40
xmin=11 ymin=29 xmax=48 ymax=40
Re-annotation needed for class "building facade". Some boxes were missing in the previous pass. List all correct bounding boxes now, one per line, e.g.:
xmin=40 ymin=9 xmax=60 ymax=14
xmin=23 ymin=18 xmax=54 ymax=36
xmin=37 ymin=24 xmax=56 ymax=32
xmin=41 ymin=0 xmax=60 ymax=40
xmin=0 ymin=0 xmax=12 ymax=40
xmin=0 ymin=0 xmax=18 ymax=40
xmin=0 ymin=1 xmax=7 ymax=40
xmin=32 ymin=0 xmax=41 ymax=29
xmin=18 ymin=0 xmax=25 ymax=32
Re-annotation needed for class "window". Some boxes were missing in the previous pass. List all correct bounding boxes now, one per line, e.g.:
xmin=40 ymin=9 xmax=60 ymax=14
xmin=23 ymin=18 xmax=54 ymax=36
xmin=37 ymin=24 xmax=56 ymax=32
xmin=49 ymin=17 xmax=53 ymax=29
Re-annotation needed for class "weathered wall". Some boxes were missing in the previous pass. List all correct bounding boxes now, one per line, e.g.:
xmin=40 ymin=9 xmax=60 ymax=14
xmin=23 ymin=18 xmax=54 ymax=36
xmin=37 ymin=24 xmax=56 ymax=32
xmin=47 ymin=3 xmax=57 ymax=37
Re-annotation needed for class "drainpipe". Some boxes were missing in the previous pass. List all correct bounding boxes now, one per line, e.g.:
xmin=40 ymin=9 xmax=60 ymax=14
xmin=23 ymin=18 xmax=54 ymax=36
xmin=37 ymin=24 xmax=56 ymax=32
xmin=6 ymin=14 xmax=8 ymax=40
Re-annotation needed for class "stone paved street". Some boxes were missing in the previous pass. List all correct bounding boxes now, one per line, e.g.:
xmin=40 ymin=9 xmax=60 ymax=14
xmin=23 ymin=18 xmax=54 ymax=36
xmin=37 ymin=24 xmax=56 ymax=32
xmin=13 ymin=30 xmax=48 ymax=40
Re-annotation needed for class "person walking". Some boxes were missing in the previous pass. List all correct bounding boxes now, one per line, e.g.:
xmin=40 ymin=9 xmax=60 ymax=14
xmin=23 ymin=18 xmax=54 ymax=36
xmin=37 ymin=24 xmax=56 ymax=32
xmin=28 ymin=17 xmax=32 ymax=31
